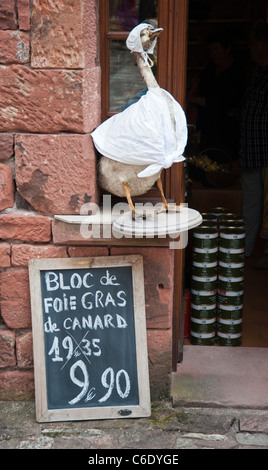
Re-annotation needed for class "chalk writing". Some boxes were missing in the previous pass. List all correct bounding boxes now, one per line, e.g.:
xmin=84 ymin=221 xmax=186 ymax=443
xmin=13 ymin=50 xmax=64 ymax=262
xmin=40 ymin=266 xmax=139 ymax=409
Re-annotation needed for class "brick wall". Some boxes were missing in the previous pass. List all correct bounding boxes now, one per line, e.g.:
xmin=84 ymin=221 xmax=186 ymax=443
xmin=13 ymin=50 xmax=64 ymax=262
xmin=0 ymin=0 xmax=101 ymax=400
xmin=0 ymin=0 xmax=175 ymax=401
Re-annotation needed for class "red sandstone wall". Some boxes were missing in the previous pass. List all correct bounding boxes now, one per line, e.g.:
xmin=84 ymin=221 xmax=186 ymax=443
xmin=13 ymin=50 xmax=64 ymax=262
xmin=0 ymin=0 xmax=174 ymax=401
xmin=0 ymin=0 xmax=101 ymax=400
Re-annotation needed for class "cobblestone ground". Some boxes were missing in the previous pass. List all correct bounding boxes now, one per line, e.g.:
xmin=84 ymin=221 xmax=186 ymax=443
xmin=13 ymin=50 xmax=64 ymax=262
xmin=1 ymin=401 xmax=268 ymax=452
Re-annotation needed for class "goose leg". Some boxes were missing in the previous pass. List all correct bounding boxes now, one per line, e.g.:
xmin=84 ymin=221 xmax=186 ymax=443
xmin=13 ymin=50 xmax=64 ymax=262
xmin=122 ymin=181 xmax=136 ymax=214
xmin=122 ymin=182 xmax=148 ymax=219
xmin=156 ymin=178 xmax=169 ymax=211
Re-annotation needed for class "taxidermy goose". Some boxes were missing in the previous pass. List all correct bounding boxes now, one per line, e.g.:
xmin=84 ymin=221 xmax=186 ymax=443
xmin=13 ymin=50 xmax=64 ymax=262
xmin=91 ymin=23 xmax=188 ymax=215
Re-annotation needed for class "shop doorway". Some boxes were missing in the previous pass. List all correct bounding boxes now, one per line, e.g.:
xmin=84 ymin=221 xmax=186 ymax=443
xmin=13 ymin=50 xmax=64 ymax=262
xmin=183 ymin=0 xmax=268 ymax=352
xmin=98 ymin=1 xmax=268 ymax=370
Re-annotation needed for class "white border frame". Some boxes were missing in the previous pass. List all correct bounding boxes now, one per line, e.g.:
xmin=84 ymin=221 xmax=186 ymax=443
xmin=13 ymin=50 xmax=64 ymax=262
xmin=28 ymin=255 xmax=151 ymax=422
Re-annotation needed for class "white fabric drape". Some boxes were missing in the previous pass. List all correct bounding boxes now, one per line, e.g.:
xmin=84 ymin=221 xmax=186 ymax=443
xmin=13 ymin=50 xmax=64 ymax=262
xmin=91 ymin=87 xmax=187 ymax=178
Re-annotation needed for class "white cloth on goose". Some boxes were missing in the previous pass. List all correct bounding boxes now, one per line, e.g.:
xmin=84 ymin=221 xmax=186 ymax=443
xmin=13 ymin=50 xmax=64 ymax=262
xmin=91 ymin=87 xmax=187 ymax=178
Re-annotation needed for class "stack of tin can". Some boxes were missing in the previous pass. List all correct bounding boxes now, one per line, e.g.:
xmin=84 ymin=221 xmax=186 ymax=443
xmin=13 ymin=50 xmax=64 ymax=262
xmin=217 ymin=223 xmax=245 ymax=346
xmin=190 ymin=226 xmax=218 ymax=345
xmin=190 ymin=207 xmax=246 ymax=347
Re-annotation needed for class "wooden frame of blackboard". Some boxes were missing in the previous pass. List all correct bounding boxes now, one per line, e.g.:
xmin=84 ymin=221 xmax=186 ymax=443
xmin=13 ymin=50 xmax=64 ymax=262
xmin=28 ymin=255 xmax=151 ymax=422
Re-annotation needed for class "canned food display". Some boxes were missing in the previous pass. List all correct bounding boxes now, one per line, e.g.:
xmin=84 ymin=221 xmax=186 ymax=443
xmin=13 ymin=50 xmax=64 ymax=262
xmin=191 ymin=303 xmax=217 ymax=319
xmin=218 ymin=275 xmax=244 ymax=292
xmin=192 ymin=275 xmax=217 ymax=292
xmin=207 ymin=207 xmax=230 ymax=217
xmin=191 ymin=317 xmax=216 ymax=334
xmin=219 ymin=221 xmax=245 ymax=230
xmin=200 ymin=220 xmax=218 ymax=229
xmin=217 ymin=317 xmax=242 ymax=335
xmin=219 ymin=214 xmax=244 ymax=223
xmin=217 ymin=332 xmax=242 ymax=346
xmin=219 ymin=246 xmax=245 ymax=263
xmin=190 ymin=330 xmax=217 ymax=346
xmin=191 ymin=288 xmax=217 ymax=305
xmin=201 ymin=212 xmax=218 ymax=223
xmin=192 ymin=246 xmax=218 ymax=263
xmin=217 ymin=290 xmax=244 ymax=306
xmin=217 ymin=303 xmax=243 ymax=320
xmin=218 ymin=261 xmax=244 ymax=278
xmin=219 ymin=228 xmax=246 ymax=250
xmin=190 ymin=209 xmax=245 ymax=347
xmin=192 ymin=261 xmax=218 ymax=277
xmin=192 ymin=227 xmax=219 ymax=249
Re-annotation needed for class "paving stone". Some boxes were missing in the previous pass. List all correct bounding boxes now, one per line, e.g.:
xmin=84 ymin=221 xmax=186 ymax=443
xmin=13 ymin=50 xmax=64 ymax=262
xmin=183 ymin=432 xmax=227 ymax=441
xmin=236 ymin=432 xmax=268 ymax=447
xmin=1 ymin=401 xmax=268 ymax=450
xmin=19 ymin=436 xmax=54 ymax=449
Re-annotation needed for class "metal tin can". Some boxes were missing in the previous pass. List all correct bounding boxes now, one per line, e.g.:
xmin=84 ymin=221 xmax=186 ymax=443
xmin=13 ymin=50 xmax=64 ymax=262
xmin=217 ymin=303 xmax=243 ymax=320
xmin=219 ymin=214 xmax=244 ymax=223
xmin=192 ymin=261 xmax=218 ymax=277
xmin=191 ymin=317 xmax=216 ymax=334
xmin=191 ymin=303 xmax=217 ymax=319
xmin=207 ymin=207 xmax=230 ymax=217
xmin=201 ymin=212 xmax=218 ymax=223
xmin=191 ymin=275 xmax=217 ymax=292
xmin=219 ymin=221 xmax=245 ymax=230
xmin=218 ymin=261 xmax=244 ymax=278
xmin=219 ymin=246 xmax=245 ymax=263
xmin=217 ymin=289 xmax=244 ymax=306
xmin=192 ymin=227 xmax=219 ymax=249
xmin=192 ymin=247 xmax=218 ymax=263
xmin=217 ymin=331 xmax=242 ymax=346
xmin=190 ymin=330 xmax=216 ymax=346
xmin=218 ymin=275 xmax=244 ymax=292
xmin=217 ymin=317 xmax=242 ymax=335
xmin=200 ymin=220 xmax=218 ymax=229
xmin=219 ymin=228 xmax=246 ymax=250
xmin=191 ymin=288 xmax=217 ymax=305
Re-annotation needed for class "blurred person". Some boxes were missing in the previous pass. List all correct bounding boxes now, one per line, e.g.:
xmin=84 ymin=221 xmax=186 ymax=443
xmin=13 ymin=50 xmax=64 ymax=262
xmin=117 ymin=0 xmax=138 ymax=30
xmin=189 ymin=32 xmax=245 ymax=161
xmin=239 ymin=20 xmax=268 ymax=264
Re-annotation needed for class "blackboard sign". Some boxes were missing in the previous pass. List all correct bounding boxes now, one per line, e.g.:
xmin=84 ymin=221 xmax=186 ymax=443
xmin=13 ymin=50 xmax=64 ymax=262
xmin=29 ymin=255 xmax=150 ymax=422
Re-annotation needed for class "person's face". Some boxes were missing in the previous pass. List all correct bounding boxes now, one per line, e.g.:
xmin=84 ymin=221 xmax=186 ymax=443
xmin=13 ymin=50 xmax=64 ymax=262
xmin=249 ymin=37 xmax=268 ymax=66
xmin=209 ymin=42 xmax=231 ymax=65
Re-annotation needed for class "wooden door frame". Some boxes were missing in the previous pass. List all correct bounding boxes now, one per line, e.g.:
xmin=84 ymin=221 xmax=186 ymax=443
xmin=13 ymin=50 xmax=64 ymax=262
xmin=98 ymin=0 xmax=189 ymax=370
xmin=157 ymin=0 xmax=189 ymax=369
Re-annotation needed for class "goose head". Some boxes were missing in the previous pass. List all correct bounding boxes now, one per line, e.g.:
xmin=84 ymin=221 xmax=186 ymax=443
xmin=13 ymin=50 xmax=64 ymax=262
xmin=140 ymin=25 xmax=163 ymax=52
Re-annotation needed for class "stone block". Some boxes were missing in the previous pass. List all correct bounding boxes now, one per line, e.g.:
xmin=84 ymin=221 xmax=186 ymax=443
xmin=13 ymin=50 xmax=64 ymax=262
xmin=15 ymin=134 xmax=98 ymax=215
xmin=1 ymin=299 xmax=31 ymax=329
xmin=0 ymin=31 xmax=29 ymax=64
xmin=0 ymin=329 xmax=16 ymax=368
xmin=0 ymin=242 xmax=11 ymax=267
xmin=0 ymin=163 xmax=15 ymax=210
xmin=0 ymin=65 xmax=101 ymax=133
xmin=0 ymin=370 xmax=34 ymax=400
xmin=0 ymin=268 xmax=30 ymax=301
xmin=0 ymin=134 xmax=14 ymax=161
xmin=110 ymin=247 xmax=174 ymax=329
xmin=0 ymin=0 xmax=17 ymax=29
xmin=16 ymin=332 xmax=33 ymax=369
xmin=17 ymin=0 xmax=30 ymax=30
xmin=12 ymin=244 xmax=68 ymax=266
xmin=68 ymin=247 xmax=109 ymax=258
xmin=31 ymin=0 xmax=98 ymax=68
xmin=0 ymin=214 xmax=51 ymax=242
xmin=147 ymin=329 xmax=173 ymax=400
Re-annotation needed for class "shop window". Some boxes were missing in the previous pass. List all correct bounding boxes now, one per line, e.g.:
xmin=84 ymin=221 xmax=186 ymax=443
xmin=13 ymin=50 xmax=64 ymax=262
xmin=99 ymin=0 xmax=188 ymax=203
xmin=100 ymin=1 xmax=159 ymax=119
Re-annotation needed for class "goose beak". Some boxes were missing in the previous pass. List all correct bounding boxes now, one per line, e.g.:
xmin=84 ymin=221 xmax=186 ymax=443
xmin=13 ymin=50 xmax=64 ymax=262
xmin=149 ymin=28 xmax=163 ymax=40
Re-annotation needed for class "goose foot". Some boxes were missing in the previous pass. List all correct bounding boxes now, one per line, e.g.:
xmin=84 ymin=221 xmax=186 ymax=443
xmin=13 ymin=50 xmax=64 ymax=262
xmin=122 ymin=181 xmax=146 ymax=219
xmin=156 ymin=203 xmax=178 ymax=214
